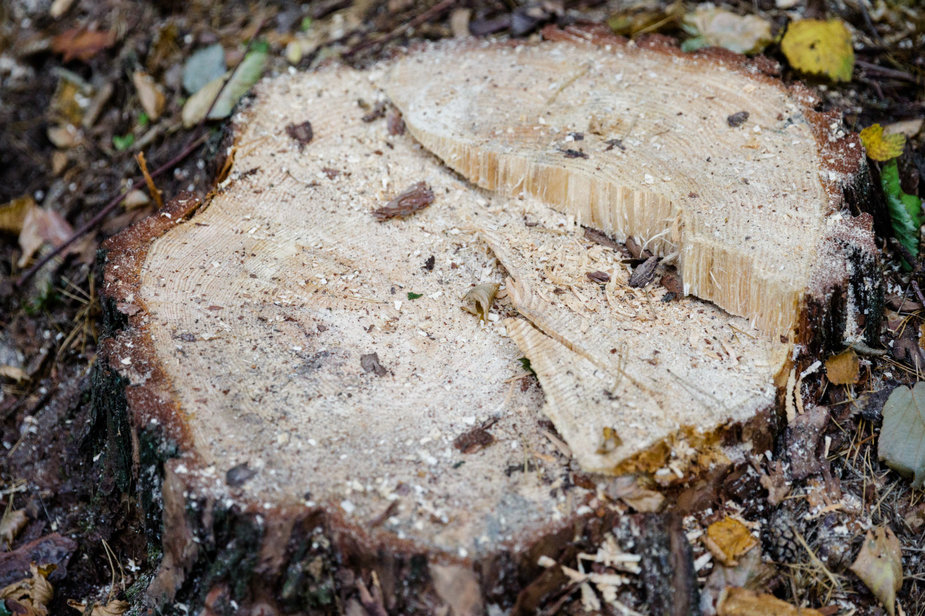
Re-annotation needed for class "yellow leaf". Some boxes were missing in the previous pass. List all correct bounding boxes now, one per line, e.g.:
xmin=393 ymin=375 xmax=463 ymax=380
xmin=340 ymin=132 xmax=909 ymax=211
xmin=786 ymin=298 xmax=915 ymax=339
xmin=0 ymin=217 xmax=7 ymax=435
xmin=859 ymin=124 xmax=906 ymax=161
xmin=850 ymin=526 xmax=902 ymax=616
xmin=825 ymin=348 xmax=860 ymax=385
xmin=703 ymin=517 xmax=758 ymax=566
xmin=0 ymin=196 xmax=35 ymax=234
xmin=781 ymin=19 xmax=854 ymax=82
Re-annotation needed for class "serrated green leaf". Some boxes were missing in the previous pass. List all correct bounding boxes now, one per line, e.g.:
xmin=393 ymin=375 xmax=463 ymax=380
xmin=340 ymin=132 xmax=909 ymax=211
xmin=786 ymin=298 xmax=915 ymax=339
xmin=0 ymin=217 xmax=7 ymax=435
xmin=877 ymin=381 xmax=925 ymax=488
xmin=407 ymin=292 xmax=422 ymax=300
xmin=208 ymin=42 xmax=268 ymax=121
xmin=882 ymin=159 xmax=923 ymax=268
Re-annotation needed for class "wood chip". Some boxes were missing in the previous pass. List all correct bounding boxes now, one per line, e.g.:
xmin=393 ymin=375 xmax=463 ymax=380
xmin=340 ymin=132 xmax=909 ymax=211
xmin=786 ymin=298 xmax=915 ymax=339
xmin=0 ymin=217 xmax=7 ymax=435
xmin=628 ymin=256 xmax=658 ymax=288
xmin=285 ymin=121 xmax=313 ymax=148
xmin=360 ymin=352 xmax=388 ymax=376
xmin=372 ymin=181 xmax=435 ymax=221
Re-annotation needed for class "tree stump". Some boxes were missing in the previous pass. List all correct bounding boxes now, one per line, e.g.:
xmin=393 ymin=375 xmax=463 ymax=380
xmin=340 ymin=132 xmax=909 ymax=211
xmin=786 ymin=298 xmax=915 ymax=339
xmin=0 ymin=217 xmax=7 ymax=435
xmin=97 ymin=27 xmax=879 ymax=614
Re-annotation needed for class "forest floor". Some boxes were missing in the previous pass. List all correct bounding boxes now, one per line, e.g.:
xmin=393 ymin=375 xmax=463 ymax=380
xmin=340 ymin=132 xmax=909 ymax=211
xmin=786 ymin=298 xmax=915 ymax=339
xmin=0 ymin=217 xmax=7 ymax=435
xmin=0 ymin=0 xmax=923 ymax=614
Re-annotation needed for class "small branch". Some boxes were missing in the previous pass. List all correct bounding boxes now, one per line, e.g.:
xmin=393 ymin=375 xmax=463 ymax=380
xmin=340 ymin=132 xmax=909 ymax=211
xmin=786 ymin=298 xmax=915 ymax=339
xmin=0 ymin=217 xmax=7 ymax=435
xmin=855 ymin=59 xmax=917 ymax=83
xmin=16 ymin=133 xmax=208 ymax=287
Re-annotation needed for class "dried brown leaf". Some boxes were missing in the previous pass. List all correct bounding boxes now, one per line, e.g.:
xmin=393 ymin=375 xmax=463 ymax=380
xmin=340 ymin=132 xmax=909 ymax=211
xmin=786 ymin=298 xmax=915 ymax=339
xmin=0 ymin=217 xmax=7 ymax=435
xmin=825 ymin=348 xmax=860 ymax=385
xmin=453 ymin=422 xmax=496 ymax=454
xmin=0 ymin=366 xmax=29 ymax=382
xmin=0 ymin=196 xmax=35 ymax=234
xmin=0 ymin=507 xmax=28 ymax=548
xmin=132 ymin=71 xmax=165 ymax=121
xmin=604 ymin=476 xmax=664 ymax=512
xmin=47 ymin=124 xmax=79 ymax=149
xmin=17 ymin=206 xmax=74 ymax=267
xmin=67 ymin=599 xmax=130 ymax=615
xmin=0 ymin=563 xmax=54 ymax=616
xmin=717 ymin=586 xmax=824 ymax=615
xmin=704 ymin=517 xmax=758 ymax=566
xmin=849 ymin=527 xmax=903 ymax=616
xmin=51 ymin=28 xmax=115 ymax=62
xmin=759 ymin=461 xmax=790 ymax=506
xmin=586 ymin=270 xmax=611 ymax=284
xmin=373 ymin=182 xmax=435 ymax=221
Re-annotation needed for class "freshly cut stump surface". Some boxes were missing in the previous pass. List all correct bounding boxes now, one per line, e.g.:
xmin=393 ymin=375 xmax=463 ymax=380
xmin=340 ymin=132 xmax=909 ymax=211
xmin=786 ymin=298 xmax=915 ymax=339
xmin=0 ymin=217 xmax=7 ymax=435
xmin=99 ymin=27 xmax=877 ymax=609
xmin=471 ymin=202 xmax=786 ymax=473
xmin=126 ymin=67 xmax=580 ymax=554
xmin=384 ymin=27 xmax=875 ymax=341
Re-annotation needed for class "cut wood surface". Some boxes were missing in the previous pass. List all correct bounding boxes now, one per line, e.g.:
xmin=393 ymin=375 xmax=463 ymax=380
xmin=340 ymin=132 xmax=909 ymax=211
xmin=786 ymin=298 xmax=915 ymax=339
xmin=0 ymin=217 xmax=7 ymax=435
xmin=98 ymin=27 xmax=878 ymax=611
xmin=124 ymin=67 xmax=575 ymax=553
xmin=384 ymin=27 xmax=877 ymax=342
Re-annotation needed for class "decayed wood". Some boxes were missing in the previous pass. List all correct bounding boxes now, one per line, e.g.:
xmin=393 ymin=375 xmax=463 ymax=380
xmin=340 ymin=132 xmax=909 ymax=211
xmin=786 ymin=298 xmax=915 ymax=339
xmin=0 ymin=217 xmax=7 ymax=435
xmin=97 ymin=27 xmax=878 ymax=614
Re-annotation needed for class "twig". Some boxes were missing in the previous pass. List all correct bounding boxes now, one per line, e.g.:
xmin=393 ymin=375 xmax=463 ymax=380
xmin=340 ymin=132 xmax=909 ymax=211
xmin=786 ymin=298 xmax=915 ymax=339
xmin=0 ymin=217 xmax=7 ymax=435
xmin=855 ymin=0 xmax=886 ymax=50
xmin=15 ymin=132 xmax=208 ymax=287
xmin=855 ymin=59 xmax=918 ymax=83
xmin=16 ymin=19 xmax=267 ymax=288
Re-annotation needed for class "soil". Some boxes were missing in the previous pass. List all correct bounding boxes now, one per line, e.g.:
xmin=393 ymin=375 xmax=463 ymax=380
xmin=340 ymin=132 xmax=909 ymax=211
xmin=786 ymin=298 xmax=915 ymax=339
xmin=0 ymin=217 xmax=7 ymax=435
xmin=0 ymin=0 xmax=923 ymax=614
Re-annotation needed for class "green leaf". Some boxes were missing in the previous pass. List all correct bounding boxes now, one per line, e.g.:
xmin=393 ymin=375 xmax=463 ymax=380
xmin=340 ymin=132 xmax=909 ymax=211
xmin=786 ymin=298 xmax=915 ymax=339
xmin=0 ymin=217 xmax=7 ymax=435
xmin=680 ymin=36 xmax=709 ymax=52
xmin=300 ymin=16 xmax=313 ymax=31
xmin=208 ymin=42 xmax=269 ymax=121
xmin=138 ymin=111 xmax=149 ymax=127
xmin=877 ymin=382 xmax=925 ymax=488
xmin=112 ymin=133 xmax=134 ymax=151
xmin=882 ymin=159 xmax=923 ymax=268
xmin=407 ymin=292 xmax=422 ymax=300
xmin=519 ymin=357 xmax=537 ymax=378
